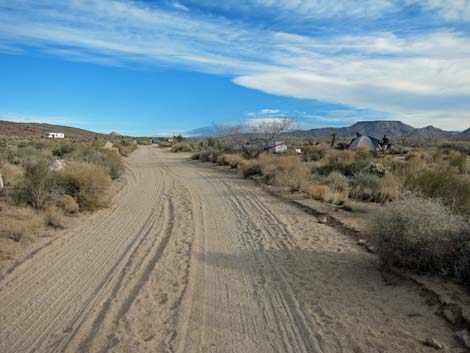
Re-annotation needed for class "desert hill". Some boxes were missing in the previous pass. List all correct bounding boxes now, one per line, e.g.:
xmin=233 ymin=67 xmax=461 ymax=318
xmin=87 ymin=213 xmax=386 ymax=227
xmin=0 ymin=120 xmax=106 ymax=139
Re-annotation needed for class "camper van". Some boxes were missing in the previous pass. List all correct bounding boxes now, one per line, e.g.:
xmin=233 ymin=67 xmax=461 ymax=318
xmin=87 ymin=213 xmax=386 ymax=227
xmin=269 ymin=141 xmax=288 ymax=153
xmin=44 ymin=132 xmax=65 ymax=139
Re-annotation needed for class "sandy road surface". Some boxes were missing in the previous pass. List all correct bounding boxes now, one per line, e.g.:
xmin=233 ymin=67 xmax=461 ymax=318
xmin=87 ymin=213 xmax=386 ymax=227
xmin=0 ymin=147 xmax=462 ymax=353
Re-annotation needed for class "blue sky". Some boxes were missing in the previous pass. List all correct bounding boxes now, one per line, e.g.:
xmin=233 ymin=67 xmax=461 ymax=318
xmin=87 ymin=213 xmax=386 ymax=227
xmin=1 ymin=0 xmax=470 ymax=135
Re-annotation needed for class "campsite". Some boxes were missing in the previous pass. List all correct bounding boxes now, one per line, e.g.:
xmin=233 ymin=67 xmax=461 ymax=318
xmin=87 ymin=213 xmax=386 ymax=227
xmin=2 ymin=1 xmax=470 ymax=352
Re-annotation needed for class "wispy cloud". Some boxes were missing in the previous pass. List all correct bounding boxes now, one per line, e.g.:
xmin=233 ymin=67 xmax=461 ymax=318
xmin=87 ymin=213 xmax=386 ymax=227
xmin=171 ymin=2 xmax=190 ymax=12
xmin=0 ymin=0 xmax=469 ymax=129
xmin=247 ymin=109 xmax=283 ymax=117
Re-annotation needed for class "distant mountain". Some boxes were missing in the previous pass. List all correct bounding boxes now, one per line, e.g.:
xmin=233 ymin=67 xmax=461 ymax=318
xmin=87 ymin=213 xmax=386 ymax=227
xmin=289 ymin=120 xmax=415 ymax=139
xmin=0 ymin=120 xmax=106 ymax=139
xmin=109 ymin=131 xmax=121 ymax=137
xmin=186 ymin=126 xmax=218 ymax=137
xmin=403 ymin=125 xmax=453 ymax=139
xmin=458 ymin=127 xmax=470 ymax=138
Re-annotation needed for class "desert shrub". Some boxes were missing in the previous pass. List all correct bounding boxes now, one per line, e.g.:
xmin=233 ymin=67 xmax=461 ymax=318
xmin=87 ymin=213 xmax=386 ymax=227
xmin=171 ymin=143 xmax=193 ymax=153
xmin=1 ymin=163 xmax=22 ymax=186
xmin=440 ymin=142 xmax=470 ymax=155
xmin=0 ymin=205 xmax=43 ymax=242
xmin=306 ymin=184 xmax=330 ymax=200
xmin=44 ymin=205 xmax=65 ymax=228
xmin=191 ymin=152 xmax=200 ymax=160
xmin=61 ymin=162 xmax=111 ymax=211
xmin=373 ymin=196 xmax=470 ymax=284
xmin=198 ymin=150 xmax=211 ymax=162
xmin=406 ymin=169 xmax=470 ymax=214
xmin=52 ymin=144 xmax=77 ymax=158
xmin=115 ymin=140 xmax=137 ymax=157
xmin=59 ymin=195 xmax=79 ymax=214
xmin=325 ymin=172 xmax=349 ymax=193
xmin=465 ymin=156 xmax=470 ymax=175
xmin=349 ymin=172 xmax=381 ymax=201
xmin=21 ymin=156 xmax=52 ymax=209
xmin=301 ymin=145 xmax=327 ymax=162
xmin=101 ymin=152 xmax=125 ymax=180
xmin=216 ymin=155 xmax=226 ymax=165
xmin=223 ymin=154 xmax=242 ymax=169
xmin=66 ymin=145 xmax=124 ymax=179
xmin=349 ymin=172 xmax=400 ymax=203
xmin=363 ymin=162 xmax=390 ymax=176
xmin=316 ymin=150 xmax=371 ymax=176
xmin=240 ymin=159 xmax=264 ymax=178
xmin=209 ymin=150 xmax=221 ymax=163
xmin=353 ymin=147 xmax=374 ymax=160
xmin=379 ymin=174 xmax=402 ymax=201
xmin=263 ymin=156 xmax=309 ymax=192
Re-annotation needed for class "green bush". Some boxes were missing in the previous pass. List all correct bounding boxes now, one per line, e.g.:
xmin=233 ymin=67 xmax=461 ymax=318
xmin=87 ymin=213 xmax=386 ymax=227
xmin=325 ymin=172 xmax=349 ymax=193
xmin=52 ymin=144 xmax=77 ymax=158
xmin=21 ymin=157 xmax=53 ymax=209
xmin=171 ymin=143 xmax=193 ymax=153
xmin=301 ymin=145 xmax=327 ymax=162
xmin=66 ymin=145 xmax=124 ymax=179
xmin=349 ymin=172 xmax=401 ymax=202
xmin=349 ymin=172 xmax=381 ymax=201
xmin=406 ymin=169 xmax=470 ymax=214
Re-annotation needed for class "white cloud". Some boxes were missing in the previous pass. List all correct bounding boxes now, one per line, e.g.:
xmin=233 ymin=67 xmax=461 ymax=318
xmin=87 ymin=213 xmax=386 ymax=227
xmin=171 ymin=2 xmax=190 ymax=11
xmin=185 ymin=0 xmax=398 ymax=19
xmin=1 ymin=0 xmax=470 ymax=129
xmin=406 ymin=0 xmax=470 ymax=22
xmin=247 ymin=108 xmax=282 ymax=117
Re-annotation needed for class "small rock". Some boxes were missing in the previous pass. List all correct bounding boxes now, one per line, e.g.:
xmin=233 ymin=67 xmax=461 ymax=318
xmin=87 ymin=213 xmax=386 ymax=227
xmin=423 ymin=337 xmax=444 ymax=350
xmin=357 ymin=239 xmax=367 ymax=246
xmin=366 ymin=244 xmax=377 ymax=254
xmin=442 ymin=308 xmax=457 ymax=325
xmin=318 ymin=216 xmax=327 ymax=224
xmin=455 ymin=330 xmax=470 ymax=348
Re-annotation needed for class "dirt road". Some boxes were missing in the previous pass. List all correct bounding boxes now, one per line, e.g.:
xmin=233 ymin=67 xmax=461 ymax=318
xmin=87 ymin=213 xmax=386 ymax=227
xmin=0 ymin=147 xmax=462 ymax=353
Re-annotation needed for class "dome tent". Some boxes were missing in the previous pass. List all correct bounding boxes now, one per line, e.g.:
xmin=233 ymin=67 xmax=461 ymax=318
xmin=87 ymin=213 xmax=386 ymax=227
xmin=348 ymin=135 xmax=380 ymax=151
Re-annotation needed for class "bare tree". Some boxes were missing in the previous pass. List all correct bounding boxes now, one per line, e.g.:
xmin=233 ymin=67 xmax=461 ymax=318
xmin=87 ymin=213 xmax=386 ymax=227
xmin=215 ymin=118 xmax=292 ymax=159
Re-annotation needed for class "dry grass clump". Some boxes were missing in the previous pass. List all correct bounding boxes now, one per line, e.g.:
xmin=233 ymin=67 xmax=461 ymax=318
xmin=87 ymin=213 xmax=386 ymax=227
xmin=301 ymin=145 xmax=327 ymax=162
xmin=353 ymin=147 xmax=374 ymax=160
xmin=1 ymin=163 xmax=22 ymax=186
xmin=198 ymin=150 xmax=211 ymax=162
xmin=62 ymin=162 xmax=111 ymax=211
xmin=373 ymin=196 xmax=470 ymax=284
xmin=306 ymin=182 xmax=347 ymax=205
xmin=0 ymin=204 xmax=43 ymax=242
xmin=223 ymin=154 xmax=242 ymax=169
xmin=67 ymin=144 xmax=125 ymax=180
xmin=263 ymin=156 xmax=309 ymax=192
xmin=240 ymin=158 xmax=265 ymax=178
xmin=349 ymin=172 xmax=401 ymax=203
xmin=316 ymin=149 xmax=371 ymax=176
xmin=21 ymin=156 xmax=53 ymax=209
xmin=379 ymin=174 xmax=402 ymax=201
xmin=325 ymin=172 xmax=349 ymax=193
xmin=44 ymin=205 xmax=65 ymax=228
xmin=171 ymin=143 xmax=194 ymax=153
xmin=306 ymin=184 xmax=330 ymax=200
xmin=115 ymin=140 xmax=138 ymax=157
xmin=59 ymin=195 xmax=79 ymax=214
xmin=406 ymin=169 xmax=470 ymax=214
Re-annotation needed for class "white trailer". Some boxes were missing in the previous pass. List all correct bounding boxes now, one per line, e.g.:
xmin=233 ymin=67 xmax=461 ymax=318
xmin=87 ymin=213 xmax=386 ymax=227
xmin=44 ymin=132 xmax=65 ymax=139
